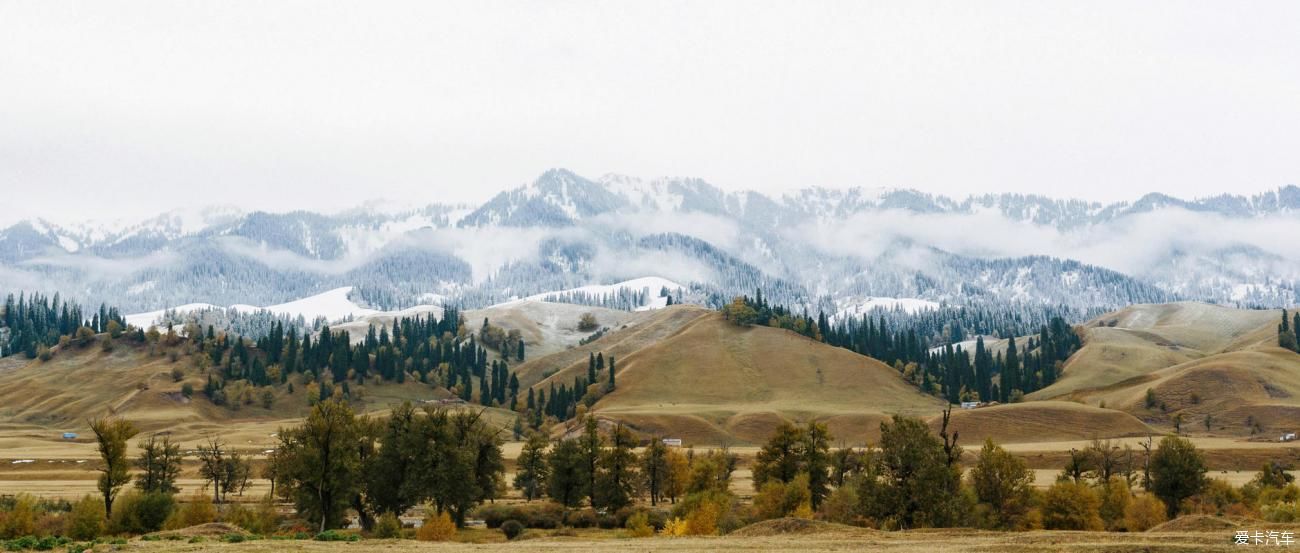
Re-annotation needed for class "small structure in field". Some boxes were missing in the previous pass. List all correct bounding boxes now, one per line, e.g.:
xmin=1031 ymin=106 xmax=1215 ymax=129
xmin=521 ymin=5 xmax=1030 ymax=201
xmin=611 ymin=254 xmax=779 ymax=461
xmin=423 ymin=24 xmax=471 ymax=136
xmin=662 ymin=438 xmax=682 ymax=447
xmin=960 ymin=401 xmax=980 ymax=410
xmin=62 ymin=432 xmax=78 ymax=440
xmin=1281 ymin=432 xmax=1297 ymax=442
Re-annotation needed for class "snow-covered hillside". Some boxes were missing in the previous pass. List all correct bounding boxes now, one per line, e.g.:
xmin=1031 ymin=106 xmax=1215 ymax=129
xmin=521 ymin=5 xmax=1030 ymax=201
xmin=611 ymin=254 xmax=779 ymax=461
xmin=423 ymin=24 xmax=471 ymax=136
xmin=126 ymin=287 xmax=392 ymax=329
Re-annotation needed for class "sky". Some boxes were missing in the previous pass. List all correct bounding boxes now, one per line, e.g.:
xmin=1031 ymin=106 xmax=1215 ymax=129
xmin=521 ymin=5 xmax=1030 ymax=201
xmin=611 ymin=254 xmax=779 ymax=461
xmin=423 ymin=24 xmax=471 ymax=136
xmin=2 ymin=1 xmax=1299 ymax=226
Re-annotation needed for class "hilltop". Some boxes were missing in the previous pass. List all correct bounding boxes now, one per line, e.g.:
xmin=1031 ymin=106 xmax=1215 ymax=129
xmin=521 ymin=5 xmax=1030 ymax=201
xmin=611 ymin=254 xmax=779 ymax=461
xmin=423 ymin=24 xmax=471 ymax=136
xmin=522 ymin=305 xmax=946 ymax=444
xmin=1028 ymin=302 xmax=1300 ymax=435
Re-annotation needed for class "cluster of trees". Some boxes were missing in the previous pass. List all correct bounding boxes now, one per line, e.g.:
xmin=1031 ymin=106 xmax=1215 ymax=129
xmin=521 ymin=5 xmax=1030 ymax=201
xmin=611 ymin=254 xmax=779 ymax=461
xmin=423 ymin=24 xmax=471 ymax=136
xmin=723 ymin=291 xmax=1083 ymax=403
xmin=190 ymin=309 xmax=526 ymax=411
xmin=0 ymin=292 xmax=124 ymax=358
xmin=270 ymin=400 xmax=504 ymax=532
xmin=478 ymin=318 xmax=525 ymax=362
xmin=1279 ymin=309 xmax=1300 ymax=352
xmin=524 ymin=352 xmax=616 ymax=427
xmin=512 ymin=416 xmax=735 ymax=516
xmin=540 ymin=286 xmax=658 ymax=311
xmin=722 ymin=414 xmax=1216 ymax=532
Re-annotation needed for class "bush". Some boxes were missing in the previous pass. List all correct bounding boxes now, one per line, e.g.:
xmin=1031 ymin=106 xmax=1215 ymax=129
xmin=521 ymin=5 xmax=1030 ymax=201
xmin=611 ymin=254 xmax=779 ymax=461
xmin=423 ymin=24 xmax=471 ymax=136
xmin=474 ymin=502 xmax=564 ymax=529
xmin=373 ymin=512 xmax=402 ymax=539
xmin=625 ymin=512 xmax=654 ymax=538
xmin=314 ymin=529 xmax=360 ymax=542
xmin=0 ymin=494 xmax=39 ymax=538
xmin=108 ymin=492 xmax=175 ymax=535
xmin=220 ymin=500 xmax=280 ymax=535
xmin=564 ymin=508 xmax=599 ymax=529
xmin=818 ymin=484 xmax=859 ymax=525
xmin=416 ymin=511 xmax=456 ymax=542
xmin=661 ymin=517 xmax=688 ymax=537
xmin=500 ymin=519 xmax=524 ymax=540
xmin=1041 ymin=481 xmax=1103 ymax=531
xmin=63 ymin=496 xmax=105 ymax=540
xmin=685 ymin=499 xmax=720 ymax=535
xmin=1098 ymin=478 xmax=1131 ymax=531
xmin=164 ymin=495 xmax=217 ymax=530
xmin=1124 ymin=494 xmax=1167 ymax=531
xmin=752 ymin=474 xmax=812 ymax=521
xmin=1263 ymin=501 xmax=1300 ymax=523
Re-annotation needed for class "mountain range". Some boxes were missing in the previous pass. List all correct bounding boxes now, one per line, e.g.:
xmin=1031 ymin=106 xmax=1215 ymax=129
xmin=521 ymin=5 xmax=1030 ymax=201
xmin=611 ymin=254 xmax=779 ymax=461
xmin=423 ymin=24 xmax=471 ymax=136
xmin=1 ymin=168 xmax=1297 ymax=316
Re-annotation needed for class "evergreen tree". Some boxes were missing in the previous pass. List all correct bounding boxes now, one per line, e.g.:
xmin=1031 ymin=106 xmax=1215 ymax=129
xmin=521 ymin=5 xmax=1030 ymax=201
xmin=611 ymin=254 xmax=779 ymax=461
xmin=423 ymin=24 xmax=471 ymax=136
xmin=641 ymin=438 xmax=670 ymax=506
xmin=596 ymin=424 xmax=638 ymax=510
xmin=546 ymin=438 xmax=586 ymax=508
xmin=803 ymin=422 xmax=833 ymax=511
xmin=580 ymin=416 xmax=602 ymax=506
xmin=514 ymin=433 xmax=550 ymax=501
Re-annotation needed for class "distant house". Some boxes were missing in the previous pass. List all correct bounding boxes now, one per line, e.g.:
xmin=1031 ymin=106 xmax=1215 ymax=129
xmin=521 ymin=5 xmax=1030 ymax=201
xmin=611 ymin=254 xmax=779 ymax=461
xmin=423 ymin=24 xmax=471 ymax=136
xmin=1281 ymin=432 xmax=1297 ymax=442
xmin=662 ymin=438 xmax=682 ymax=447
xmin=960 ymin=401 xmax=980 ymax=410
xmin=61 ymin=432 xmax=77 ymax=440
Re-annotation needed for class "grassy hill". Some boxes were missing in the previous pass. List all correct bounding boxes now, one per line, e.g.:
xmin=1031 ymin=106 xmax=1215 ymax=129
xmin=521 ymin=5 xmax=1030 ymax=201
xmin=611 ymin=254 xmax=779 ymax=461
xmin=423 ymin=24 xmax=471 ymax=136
xmin=1027 ymin=302 xmax=1300 ymax=436
xmin=0 ymin=339 xmax=516 ymax=443
xmin=525 ymin=305 xmax=947 ymax=445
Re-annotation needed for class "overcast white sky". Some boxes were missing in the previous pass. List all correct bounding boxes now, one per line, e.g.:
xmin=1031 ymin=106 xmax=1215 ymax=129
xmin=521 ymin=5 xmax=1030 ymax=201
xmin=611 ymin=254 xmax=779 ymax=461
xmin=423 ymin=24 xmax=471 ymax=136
xmin=2 ymin=1 xmax=1299 ymax=225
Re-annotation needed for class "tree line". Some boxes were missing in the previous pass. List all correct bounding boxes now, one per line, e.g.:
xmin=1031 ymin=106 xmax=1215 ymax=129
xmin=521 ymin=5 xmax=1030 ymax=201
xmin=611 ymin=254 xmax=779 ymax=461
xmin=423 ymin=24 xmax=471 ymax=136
xmin=1 ymin=292 xmax=125 ymax=358
xmin=722 ymin=291 xmax=1082 ymax=403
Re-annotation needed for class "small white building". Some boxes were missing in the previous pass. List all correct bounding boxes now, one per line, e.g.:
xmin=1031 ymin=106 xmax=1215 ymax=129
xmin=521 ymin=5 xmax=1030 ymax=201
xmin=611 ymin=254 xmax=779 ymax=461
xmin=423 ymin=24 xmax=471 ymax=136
xmin=1281 ymin=432 xmax=1297 ymax=442
xmin=960 ymin=401 xmax=980 ymax=410
xmin=662 ymin=438 xmax=682 ymax=447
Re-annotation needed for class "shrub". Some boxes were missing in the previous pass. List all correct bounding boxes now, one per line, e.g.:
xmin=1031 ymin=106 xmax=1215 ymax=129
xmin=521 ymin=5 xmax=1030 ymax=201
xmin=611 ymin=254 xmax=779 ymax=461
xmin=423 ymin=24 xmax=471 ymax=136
xmin=818 ymin=484 xmax=859 ymax=525
xmin=564 ymin=508 xmax=599 ymax=528
xmin=108 ymin=492 xmax=175 ymax=535
xmin=1123 ymin=494 xmax=1167 ymax=531
xmin=1263 ymin=501 xmax=1300 ymax=523
xmin=1098 ymin=478 xmax=1131 ymax=531
xmin=685 ymin=499 xmax=721 ymax=535
xmin=64 ymin=496 xmax=105 ymax=540
xmin=221 ymin=500 xmax=280 ymax=535
xmin=165 ymin=495 xmax=217 ymax=529
xmin=752 ymin=474 xmax=812 ymax=521
xmin=373 ymin=512 xmax=402 ymax=539
xmin=661 ymin=517 xmax=689 ymax=537
xmin=181 ymin=383 xmax=194 ymax=399
xmin=0 ymin=494 xmax=39 ymax=538
xmin=1041 ymin=481 xmax=1103 ymax=531
xmin=625 ymin=512 xmax=654 ymax=538
xmin=475 ymin=502 xmax=564 ymax=529
xmin=500 ymin=519 xmax=524 ymax=540
xmin=314 ymin=529 xmax=359 ymax=542
xmin=416 ymin=511 xmax=456 ymax=542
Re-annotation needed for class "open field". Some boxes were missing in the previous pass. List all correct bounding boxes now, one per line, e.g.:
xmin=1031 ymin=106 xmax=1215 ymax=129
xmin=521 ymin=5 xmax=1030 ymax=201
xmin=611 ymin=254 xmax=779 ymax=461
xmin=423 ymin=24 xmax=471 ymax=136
xmin=64 ymin=527 xmax=1252 ymax=552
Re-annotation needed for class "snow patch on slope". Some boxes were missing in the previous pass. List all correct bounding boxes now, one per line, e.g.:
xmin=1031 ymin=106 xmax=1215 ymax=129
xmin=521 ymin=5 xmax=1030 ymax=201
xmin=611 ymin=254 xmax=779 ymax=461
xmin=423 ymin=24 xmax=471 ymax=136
xmin=832 ymin=296 xmax=940 ymax=322
xmin=126 ymin=287 xmax=385 ymax=329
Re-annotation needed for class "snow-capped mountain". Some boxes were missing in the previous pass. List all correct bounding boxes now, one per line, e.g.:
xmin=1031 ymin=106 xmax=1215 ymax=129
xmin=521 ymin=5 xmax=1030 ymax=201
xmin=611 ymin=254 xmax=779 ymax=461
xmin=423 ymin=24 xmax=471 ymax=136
xmin=1 ymin=168 xmax=1297 ymax=314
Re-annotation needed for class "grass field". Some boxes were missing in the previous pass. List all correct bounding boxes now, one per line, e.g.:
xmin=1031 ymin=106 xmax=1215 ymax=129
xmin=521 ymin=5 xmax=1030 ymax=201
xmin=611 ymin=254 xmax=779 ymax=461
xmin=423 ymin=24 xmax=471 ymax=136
xmin=71 ymin=526 xmax=1250 ymax=552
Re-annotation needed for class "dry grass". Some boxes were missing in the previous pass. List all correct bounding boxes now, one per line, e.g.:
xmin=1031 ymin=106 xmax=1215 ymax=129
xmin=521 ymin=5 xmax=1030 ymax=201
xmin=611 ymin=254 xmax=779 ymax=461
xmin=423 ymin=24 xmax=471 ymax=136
xmin=931 ymin=401 xmax=1156 ymax=444
xmin=558 ymin=307 xmax=946 ymax=445
xmin=116 ymin=528 xmax=1244 ymax=552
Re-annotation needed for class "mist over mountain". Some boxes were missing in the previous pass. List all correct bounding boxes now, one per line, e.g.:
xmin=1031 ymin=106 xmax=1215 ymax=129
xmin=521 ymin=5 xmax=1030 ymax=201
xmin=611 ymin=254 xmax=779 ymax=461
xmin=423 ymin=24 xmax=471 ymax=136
xmin=2 ymin=168 xmax=1297 ymax=315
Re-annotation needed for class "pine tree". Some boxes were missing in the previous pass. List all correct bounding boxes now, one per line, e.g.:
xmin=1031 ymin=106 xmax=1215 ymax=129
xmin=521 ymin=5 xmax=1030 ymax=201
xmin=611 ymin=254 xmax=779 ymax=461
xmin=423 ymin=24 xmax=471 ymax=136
xmin=608 ymin=356 xmax=616 ymax=389
xmin=1004 ymin=336 xmax=1020 ymax=400
xmin=580 ymin=416 xmax=602 ymax=507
